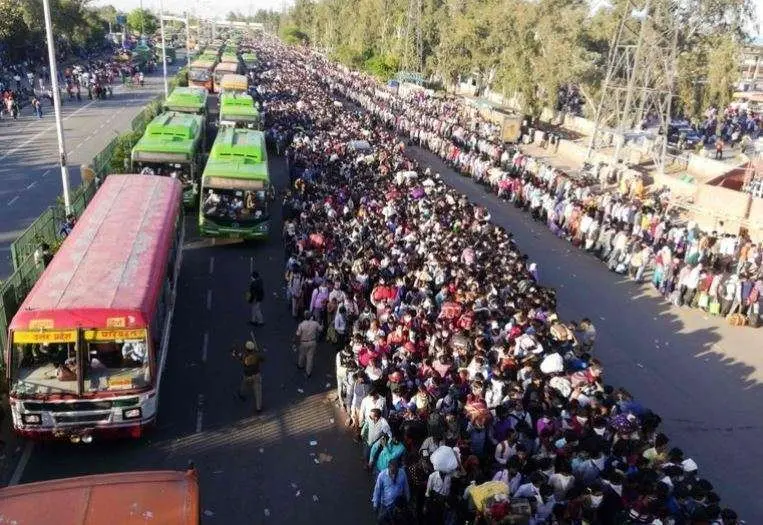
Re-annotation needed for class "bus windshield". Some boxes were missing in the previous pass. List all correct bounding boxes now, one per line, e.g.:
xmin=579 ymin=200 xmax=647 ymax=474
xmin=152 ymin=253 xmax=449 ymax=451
xmin=201 ymin=188 xmax=268 ymax=224
xmin=189 ymin=69 xmax=210 ymax=82
xmin=135 ymin=162 xmax=195 ymax=192
xmin=11 ymin=341 xmax=78 ymax=395
xmin=84 ymin=336 xmax=151 ymax=393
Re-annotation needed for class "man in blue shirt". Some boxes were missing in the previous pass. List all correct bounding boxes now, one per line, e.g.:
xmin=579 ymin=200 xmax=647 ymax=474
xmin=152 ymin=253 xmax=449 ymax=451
xmin=371 ymin=458 xmax=410 ymax=523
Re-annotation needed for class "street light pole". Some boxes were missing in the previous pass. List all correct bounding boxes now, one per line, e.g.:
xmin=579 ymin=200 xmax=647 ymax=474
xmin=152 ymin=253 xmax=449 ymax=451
xmin=159 ymin=0 xmax=169 ymax=98
xmin=185 ymin=12 xmax=191 ymax=71
xmin=42 ymin=0 xmax=71 ymax=214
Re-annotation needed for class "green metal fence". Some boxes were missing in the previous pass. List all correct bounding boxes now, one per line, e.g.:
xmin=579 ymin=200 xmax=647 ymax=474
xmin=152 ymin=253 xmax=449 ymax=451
xmin=93 ymin=136 xmax=121 ymax=177
xmin=0 ymin=255 xmax=46 ymax=353
xmin=9 ymin=181 xmax=97 ymax=272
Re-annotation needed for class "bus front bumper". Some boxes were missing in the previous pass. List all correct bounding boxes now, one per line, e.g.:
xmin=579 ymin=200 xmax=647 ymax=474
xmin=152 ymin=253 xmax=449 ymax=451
xmin=14 ymin=418 xmax=156 ymax=442
xmin=199 ymin=220 xmax=269 ymax=239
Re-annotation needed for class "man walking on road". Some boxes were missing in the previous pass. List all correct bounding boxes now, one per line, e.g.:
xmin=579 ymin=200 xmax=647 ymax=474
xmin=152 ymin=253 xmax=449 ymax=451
xmin=31 ymin=97 xmax=42 ymax=119
xmin=234 ymin=340 xmax=265 ymax=413
xmin=294 ymin=310 xmax=322 ymax=378
xmin=248 ymin=270 xmax=265 ymax=326
xmin=372 ymin=458 xmax=410 ymax=524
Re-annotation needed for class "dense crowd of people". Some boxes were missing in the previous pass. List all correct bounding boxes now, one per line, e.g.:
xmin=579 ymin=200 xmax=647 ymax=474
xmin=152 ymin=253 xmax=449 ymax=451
xmin=321 ymin=66 xmax=763 ymax=329
xmin=251 ymin=38 xmax=743 ymax=524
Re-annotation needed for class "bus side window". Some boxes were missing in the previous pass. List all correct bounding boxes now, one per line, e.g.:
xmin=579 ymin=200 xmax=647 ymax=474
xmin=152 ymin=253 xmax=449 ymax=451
xmin=167 ymin=217 xmax=181 ymax=287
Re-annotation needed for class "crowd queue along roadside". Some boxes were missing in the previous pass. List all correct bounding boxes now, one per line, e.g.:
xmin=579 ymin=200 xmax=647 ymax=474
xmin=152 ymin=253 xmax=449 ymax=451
xmin=0 ymin=31 xmax=754 ymax=525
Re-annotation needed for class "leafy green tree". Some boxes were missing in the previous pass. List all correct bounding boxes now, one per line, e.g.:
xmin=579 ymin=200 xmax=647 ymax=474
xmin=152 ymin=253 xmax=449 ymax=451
xmin=279 ymin=0 xmax=754 ymax=117
xmin=127 ymin=8 xmax=158 ymax=35
xmin=279 ymin=25 xmax=310 ymax=45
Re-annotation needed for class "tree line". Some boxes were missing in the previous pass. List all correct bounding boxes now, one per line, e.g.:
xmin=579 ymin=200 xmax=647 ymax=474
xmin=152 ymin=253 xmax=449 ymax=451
xmin=274 ymin=0 xmax=756 ymax=121
xmin=0 ymin=2 xmax=174 ymax=66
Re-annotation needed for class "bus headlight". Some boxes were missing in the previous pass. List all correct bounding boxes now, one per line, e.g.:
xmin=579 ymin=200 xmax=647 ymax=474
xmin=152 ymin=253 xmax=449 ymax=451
xmin=22 ymin=413 xmax=42 ymax=425
xmin=123 ymin=408 xmax=142 ymax=420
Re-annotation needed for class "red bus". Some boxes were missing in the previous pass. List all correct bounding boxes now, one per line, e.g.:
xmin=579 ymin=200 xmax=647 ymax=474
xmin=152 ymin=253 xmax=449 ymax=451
xmin=5 ymin=175 xmax=184 ymax=441
xmin=0 ymin=468 xmax=199 ymax=524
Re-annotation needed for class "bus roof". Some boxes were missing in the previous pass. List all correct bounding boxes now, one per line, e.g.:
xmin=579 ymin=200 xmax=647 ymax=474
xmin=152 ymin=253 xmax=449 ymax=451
xmin=132 ymin=113 xmax=203 ymax=157
xmin=163 ymin=87 xmax=208 ymax=112
xmin=146 ymin=112 xmax=203 ymax=140
xmin=202 ymin=157 xmax=269 ymax=183
xmin=209 ymin=127 xmax=266 ymax=162
xmin=190 ymin=59 xmax=214 ymax=70
xmin=220 ymin=93 xmax=259 ymax=119
xmin=0 ymin=470 xmax=199 ymax=525
xmin=220 ymin=74 xmax=248 ymax=92
xmin=215 ymin=62 xmax=239 ymax=74
xmin=9 ymin=175 xmax=182 ymax=331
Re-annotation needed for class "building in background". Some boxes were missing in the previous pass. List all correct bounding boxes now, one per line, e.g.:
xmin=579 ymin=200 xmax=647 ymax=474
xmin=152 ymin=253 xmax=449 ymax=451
xmin=738 ymin=36 xmax=763 ymax=92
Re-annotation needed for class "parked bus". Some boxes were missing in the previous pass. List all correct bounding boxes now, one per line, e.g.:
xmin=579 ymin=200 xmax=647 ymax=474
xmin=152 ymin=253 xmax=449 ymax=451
xmin=188 ymin=59 xmax=215 ymax=93
xmin=199 ymin=128 xmax=272 ymax=240
xmin=0 ymin=468 xmax=199 ymax=524
xmin=6 ymin=175 xmax=183 ymax=441
xmin=242 ymin=52 xmax=258 ymax=71
xmin=219 ymin=92 xmax=260 ymax=129
xmin=219 ymin=73 xmax=248 ymax=94
xmin=163 ymin=86 xmax=208 ymax=116
xmin=213 ymin=61 xmax=240 ymax=93
xmin=221 ymin=51 xmax=238 ymax=64
xmin=199 ymin=50 xmax=218 ymax=63
xmin=131 ymin=112 xmax=206 ymax=208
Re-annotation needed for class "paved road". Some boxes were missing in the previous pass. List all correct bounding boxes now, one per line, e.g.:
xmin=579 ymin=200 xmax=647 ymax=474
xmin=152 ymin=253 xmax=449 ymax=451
xmin=8 ymin=99 xmax=376 ymax=525
xmin=407 ymin=146 xmax=763 ymax=522
xmin=0 ymin=66 xmax=179 ymax=278
xmin=4 ymin=83 xmax=762 ymax=523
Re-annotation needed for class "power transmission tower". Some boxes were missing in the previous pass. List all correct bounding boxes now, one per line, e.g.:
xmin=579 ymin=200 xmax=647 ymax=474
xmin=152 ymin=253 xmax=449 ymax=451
xmin=585 ymin=0 xmax=679 ymax=175
xmin=401 ymin=0 xmax=423 ymax=73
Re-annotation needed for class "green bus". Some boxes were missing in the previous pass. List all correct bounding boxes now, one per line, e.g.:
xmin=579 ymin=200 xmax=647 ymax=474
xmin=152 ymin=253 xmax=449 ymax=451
xmin=221 ymin=51 xmax=238 ymax=63
xmin=163 ymin=86 xmax=208 ymax=116
xmin=219 ymin=92 xmax=260 ymax=129
xmin=241 ymin=52 xmax=258 ymax=70
xmin=198 ymin=128 xmax=272 ymax=240
xmin=199 ymin=50 xmax=219 ymax=64
xmin=131 ymin=112 xmax=206 ymax=207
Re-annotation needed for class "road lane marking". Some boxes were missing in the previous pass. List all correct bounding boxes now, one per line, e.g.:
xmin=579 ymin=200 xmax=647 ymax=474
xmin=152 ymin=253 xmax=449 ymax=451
xmin=26 ymin=181 xmax=37 ymax=190
xmin=41 ymin=169 xmax=50 ymax=177
xmin=206 ymin=289 xmax=212 ymax=310
xmin=195 ymin=394 xmax=204 ymax=433
xmin=202 ymin=331 xmax=209 ymax=363
xmin=209 ymin=256 xmax=215 ymax=275
xmin=7 ymin=196 xmax=19 ymax=206
xmin=9 ymin=442 xmax=33 ymax=485
xmin=0 ymin=98 xmax=99 ymax=163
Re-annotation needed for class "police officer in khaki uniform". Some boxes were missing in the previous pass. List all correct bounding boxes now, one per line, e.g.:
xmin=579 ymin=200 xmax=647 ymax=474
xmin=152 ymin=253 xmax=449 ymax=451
xmin=294 ymin=310 xmax=322 ymax=378
xmin=234 ymin=340 xmax=265 ymax=412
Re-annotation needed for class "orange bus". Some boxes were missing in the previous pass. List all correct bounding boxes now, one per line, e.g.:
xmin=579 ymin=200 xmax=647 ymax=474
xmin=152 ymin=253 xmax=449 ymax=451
xmin=5 ymin=175 xmax=184 ymax=441
xmin=0 ymin=468 xmax=199 ymax=524
xmin=212 ymin=61 xmax=240 ymax=93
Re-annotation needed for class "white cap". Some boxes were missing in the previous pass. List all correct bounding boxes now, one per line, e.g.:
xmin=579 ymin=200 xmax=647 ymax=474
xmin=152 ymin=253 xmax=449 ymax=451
xmin=681 ymin=458 xmax=698 ymax=473
xmin=245 ymin=341 xmax=256 ymax=351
